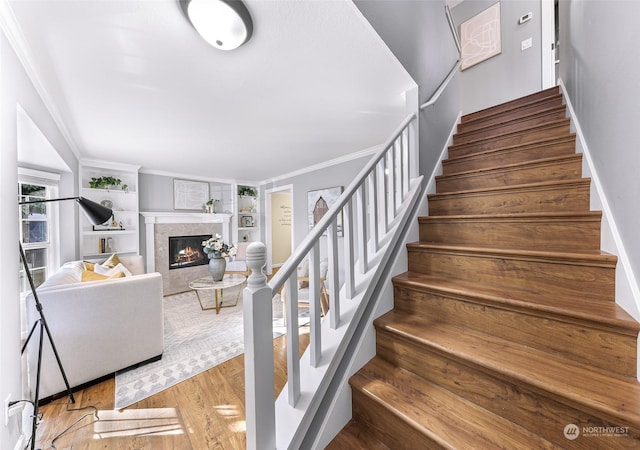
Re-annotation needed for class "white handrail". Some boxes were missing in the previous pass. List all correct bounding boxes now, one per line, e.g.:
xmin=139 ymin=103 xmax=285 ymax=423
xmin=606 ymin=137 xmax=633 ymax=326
xmin=420 ymin=59 xmax=461 ymax=110
xmin=243 ymin=112 xmax=421 ymax=450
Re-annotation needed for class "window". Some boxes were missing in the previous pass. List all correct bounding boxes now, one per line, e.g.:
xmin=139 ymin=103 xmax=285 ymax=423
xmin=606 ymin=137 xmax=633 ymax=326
xmin=18 ymin=169 xmax=59 ymax=294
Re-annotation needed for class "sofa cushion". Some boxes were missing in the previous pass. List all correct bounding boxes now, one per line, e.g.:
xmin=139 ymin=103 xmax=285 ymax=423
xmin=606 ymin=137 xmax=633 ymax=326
xmin=39 ymin=261 xmax=83 ymax=289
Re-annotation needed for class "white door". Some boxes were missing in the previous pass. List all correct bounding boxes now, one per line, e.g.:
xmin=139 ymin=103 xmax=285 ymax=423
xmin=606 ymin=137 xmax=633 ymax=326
xmin=541 ymin=0 xmax=557 ymax=88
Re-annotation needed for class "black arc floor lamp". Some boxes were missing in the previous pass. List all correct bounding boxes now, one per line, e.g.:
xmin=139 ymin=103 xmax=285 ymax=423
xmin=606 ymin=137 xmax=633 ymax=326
xmin=18 ymin=196 xmax=112 ymax=450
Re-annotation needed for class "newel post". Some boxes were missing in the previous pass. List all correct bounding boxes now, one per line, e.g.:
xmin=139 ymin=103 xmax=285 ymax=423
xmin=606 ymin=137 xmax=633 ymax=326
xmin=243 ymin=242 xmax=276 ymax=450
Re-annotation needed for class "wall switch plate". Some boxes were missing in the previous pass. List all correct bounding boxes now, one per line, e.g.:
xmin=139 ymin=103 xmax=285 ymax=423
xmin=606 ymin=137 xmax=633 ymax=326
xmin=519 ymin=12 xmax=533 ymax=24
xmin=521 ymin=37 xmax=533 ymax=51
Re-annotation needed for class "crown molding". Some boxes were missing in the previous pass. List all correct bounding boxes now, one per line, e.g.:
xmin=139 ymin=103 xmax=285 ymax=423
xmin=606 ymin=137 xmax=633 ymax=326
xmin=0 ymin=1 xmax=80 ymax=159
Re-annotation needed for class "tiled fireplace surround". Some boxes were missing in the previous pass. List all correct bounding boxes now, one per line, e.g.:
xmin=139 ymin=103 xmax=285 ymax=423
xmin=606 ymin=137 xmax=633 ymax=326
xmin=140 ymin=212 xmax=232 ymax=295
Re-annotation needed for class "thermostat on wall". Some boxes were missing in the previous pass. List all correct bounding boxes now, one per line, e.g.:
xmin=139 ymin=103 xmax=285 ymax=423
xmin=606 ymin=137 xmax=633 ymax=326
xmin=519 ymin=12 xmax=533 ymax=24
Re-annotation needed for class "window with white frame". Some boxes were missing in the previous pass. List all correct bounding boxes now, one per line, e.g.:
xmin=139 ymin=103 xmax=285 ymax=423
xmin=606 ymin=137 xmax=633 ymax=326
xmin=18 ymin=168 xmax=60 ymax=294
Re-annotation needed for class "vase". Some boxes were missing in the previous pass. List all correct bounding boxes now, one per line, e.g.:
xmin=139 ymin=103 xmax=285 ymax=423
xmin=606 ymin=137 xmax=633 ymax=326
xmin=208 ymin=256 xmax=226 ymax=282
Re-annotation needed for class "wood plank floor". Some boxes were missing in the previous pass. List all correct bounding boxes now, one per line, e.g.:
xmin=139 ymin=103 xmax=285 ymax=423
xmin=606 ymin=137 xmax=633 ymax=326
xmin=35 ymin=327 xmax=309 ymax=450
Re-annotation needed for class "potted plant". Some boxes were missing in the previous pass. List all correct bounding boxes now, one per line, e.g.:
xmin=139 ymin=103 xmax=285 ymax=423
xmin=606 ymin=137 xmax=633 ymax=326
xmin=88 ymin=176 xmax=128 ymax=192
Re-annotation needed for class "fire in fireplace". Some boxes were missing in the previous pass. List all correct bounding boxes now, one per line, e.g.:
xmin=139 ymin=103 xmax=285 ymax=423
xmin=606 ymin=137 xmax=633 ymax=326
xmin=168 ymin=234 xmax=210 ymax=270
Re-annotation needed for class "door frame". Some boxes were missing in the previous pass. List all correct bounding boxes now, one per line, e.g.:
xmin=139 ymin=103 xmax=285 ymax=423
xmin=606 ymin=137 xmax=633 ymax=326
xmin=541 ymin=0 xmax=557 ymax=88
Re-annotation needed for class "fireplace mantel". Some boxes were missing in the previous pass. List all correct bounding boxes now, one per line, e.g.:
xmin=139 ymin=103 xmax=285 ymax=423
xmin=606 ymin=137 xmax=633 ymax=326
xmin=140 ymin=211 xmax=233 ymax=274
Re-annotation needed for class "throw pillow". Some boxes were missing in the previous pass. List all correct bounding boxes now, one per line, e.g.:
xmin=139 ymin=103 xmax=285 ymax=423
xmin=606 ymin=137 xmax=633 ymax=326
xmin=94 ymin=262 xmax=132 ymax=277
xmin=101 ymin=253 xmax=121 ymax=268
xmin=83 ymin=261 xmax=96 ymax=271
xmin=81 ymin=269 xmax=125 ymax=282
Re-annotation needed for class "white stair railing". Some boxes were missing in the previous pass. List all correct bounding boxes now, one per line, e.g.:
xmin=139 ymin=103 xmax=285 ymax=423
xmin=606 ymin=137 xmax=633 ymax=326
xmin=243 ymin=112 xmax=423 ymax=449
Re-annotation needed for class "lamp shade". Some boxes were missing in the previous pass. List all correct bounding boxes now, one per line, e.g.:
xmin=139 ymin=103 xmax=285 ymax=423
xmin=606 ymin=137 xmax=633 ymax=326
xmin=77 ymin=197 xmax=113 ymax=225
xmin=181 ymin=0 xmax=253 ymax=50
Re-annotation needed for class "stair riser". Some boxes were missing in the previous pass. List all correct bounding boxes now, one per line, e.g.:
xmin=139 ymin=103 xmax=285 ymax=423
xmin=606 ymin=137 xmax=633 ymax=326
xmin=376 ymin=329 xmax=640 ymax=448
xmin=454 ymin=109 xmax=567 ymax=145
xmin=462 ymin=87 xmax=560 ymax=124
xmin=436 ymin=157 xmax=583 ymax=192
xmin=428 ymin=182 xmax=591 ymax=216
xmin=394 ymin=285 xmax=636 ymax=377
xmin=449 ymin=121 xmax=571 ymax=159
xmin=457 ymin=96 xmax=564 ymax=134
xmin=351 ymin=390 xmax=445 ymax=450
xmin=443 ymin=137 xmax=576 ymax=175
xmin=407 ymin=249 xmax=615 ymax=303
xmin=419 ymin=216 xmax=601 ymax=252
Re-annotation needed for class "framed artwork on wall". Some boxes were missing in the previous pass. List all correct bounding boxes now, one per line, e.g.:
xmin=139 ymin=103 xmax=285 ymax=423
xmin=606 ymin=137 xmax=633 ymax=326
xmin=173 ymin=179 xmax=210 ymax=210
xmin=460 ymin=1 xmax=502 ymax=71
xmin=307 ymin=186 xmax=343 ymax=236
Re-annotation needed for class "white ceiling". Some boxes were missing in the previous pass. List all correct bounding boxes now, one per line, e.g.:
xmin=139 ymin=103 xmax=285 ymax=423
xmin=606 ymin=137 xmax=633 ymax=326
xmin=5 ymin=0 xmax=416 ymax=183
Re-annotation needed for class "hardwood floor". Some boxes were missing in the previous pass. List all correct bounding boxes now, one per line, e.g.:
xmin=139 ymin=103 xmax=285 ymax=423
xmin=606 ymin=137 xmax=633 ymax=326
xmin=35 ymin=328 xmax=309 ymax=450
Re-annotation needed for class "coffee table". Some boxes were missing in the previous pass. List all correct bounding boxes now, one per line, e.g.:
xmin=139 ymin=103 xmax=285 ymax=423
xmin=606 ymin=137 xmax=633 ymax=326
xmin=189 ymin=273 xmax=247 ymax=314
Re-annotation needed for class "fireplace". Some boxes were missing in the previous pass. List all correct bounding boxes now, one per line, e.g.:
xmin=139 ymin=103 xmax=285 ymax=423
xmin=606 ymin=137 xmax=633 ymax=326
xmin=168 ymin=235 xmax=210 ymax=270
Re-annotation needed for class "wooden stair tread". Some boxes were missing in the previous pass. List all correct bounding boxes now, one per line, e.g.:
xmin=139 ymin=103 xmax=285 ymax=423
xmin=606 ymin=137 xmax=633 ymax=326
xmin=374 ymin=311 xmax=640 ymax=429
xmin=458 ymin=94 xmax=564 ymax=132
xmin=449 ymin=118 xmax=571 ymax=151
xmin=351 ymin=357 xmax=559 ymax=449
xmin=445 ymin=135 xmax=576 ymax=165
xmin=428 ymin=177 xmax=590 ymax=198
xmin=461 ymin=86 xmax=561 ymax=124
xmin=419 ymin=211 xmax=602 ymax=223
xmin=406 ymin=241 xmax=617 ymax=265
xmin=392 ymin=271 xmax=639 ymax=334
xmin=436 ymin=154 xmax=582 ymax=181
xmin=454 ymin=105 xmax=568 ymax=142
xmin=326 ymin=420 xmax=390 ymax=449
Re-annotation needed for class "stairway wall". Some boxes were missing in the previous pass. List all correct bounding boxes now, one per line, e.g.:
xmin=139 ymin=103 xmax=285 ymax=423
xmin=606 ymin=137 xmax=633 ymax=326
xmin=559 ymin=80 xmax=640 ymax=324
xmin=558 ymin=0 xmax=640 ymax=324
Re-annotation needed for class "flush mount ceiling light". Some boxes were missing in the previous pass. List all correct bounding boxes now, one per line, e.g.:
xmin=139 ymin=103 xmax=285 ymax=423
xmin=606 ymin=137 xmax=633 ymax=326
xmin=180 ymin=0 xmax=253 ymax=51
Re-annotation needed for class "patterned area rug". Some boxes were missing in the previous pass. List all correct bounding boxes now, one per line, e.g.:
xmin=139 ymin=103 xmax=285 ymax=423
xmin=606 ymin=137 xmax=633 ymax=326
xmin=114 ymin=287 xmax=304 ymax=409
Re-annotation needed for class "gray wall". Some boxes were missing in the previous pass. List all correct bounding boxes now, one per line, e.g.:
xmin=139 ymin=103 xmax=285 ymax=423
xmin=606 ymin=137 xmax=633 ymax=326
xmin=354 ymin=0 xmax=461 ymax=182
xmin=559 ymin=0 xmax=640 ymax=307
xmin=451 ymin=0 xmax=543 ymax=114
xmin=264 ymin=156 xmax=371 ymax=251
xmin=1 ymin=30 xmax=78 ymax=448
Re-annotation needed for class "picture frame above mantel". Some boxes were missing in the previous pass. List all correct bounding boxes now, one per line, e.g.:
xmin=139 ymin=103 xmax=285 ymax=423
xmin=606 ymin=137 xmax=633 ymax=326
xmin=173 ymin=179 xmax=209 ymax=210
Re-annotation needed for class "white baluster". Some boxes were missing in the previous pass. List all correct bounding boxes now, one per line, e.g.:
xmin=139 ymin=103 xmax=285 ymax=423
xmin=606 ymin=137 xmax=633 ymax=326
xmin=243 ymin=242 xmax=275 ymax=450
xmin=368 ymin=171 xmax=379 ymax=254
xmin=285 ymin=272 xmax=300 ymax=406
xmin=327 ymin=220 xmax=340 ymax=329
xmin=343 ymin=199 xmax=355 ymax=300
xmin=357 ymin=183 xmax=368 ymax=274
xmin=308 ymin=243 xmax=321 ymax=367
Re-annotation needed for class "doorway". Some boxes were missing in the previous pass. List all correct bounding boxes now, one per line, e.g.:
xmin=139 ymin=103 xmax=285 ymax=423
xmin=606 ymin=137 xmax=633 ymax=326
xmin=541 ymin=0 xmax=558 ymax=88
xmin=265 ymin=186 xmax=293 ymax=275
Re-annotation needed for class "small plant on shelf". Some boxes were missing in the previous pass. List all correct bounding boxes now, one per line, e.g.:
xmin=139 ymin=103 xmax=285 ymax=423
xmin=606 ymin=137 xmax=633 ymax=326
xmin=238 ymin=185 xmax=256 ymax=197
xmin=88 ymin=176 xmax=128 ymax=192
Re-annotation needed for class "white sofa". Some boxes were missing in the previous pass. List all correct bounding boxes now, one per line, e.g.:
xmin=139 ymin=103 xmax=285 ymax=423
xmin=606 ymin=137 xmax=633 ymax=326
xmin=25 ymin=255 xmax=163 ymax=401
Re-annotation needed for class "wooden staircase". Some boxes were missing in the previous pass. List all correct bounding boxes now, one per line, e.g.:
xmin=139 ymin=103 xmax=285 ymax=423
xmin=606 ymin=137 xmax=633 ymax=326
xmin=327 ymin=87 xmax=640 ymax=449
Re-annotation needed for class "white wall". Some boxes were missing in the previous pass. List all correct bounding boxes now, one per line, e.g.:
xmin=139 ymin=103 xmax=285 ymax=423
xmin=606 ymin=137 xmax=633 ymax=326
xmin=559 ymin=0 xmax=640 ymax=317
xmin=354 ymin=0 xmax=461 ymax=180
xmin=1 ymin=27 xmax=80 ymax=448
xmin=451 ymin=0 xmax=543 ymax=114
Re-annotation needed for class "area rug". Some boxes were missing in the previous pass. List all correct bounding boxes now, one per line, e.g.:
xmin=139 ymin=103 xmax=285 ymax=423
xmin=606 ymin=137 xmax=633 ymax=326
xmin=114 ymin=287 xmax=307 ymax=409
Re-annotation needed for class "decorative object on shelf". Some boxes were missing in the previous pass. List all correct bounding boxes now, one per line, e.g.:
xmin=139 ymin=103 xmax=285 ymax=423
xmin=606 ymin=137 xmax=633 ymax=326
xmin=18 ymin=195 xmax=112 ymax=450
xmin=179 ymin=0 xmax=254 ymax=51
xmin=202 ymin=234 xmax=237 ymax=281
xmin=308 ymin=186 xmax=343 ymax=236
xmin=88 ymin=176 xmax=128 ymax=192
xmin=92 ymin=213 xmax=125 ymax=231
xmin=174 ymin=178 xmax=210 ymax=210
xmin=100 ymin=199 xmax=113 ymax=209
xmin=204 ymin=198 xmax=219 ymax=213
xmin=241 ymin=215 xmax=254 ymax=228
xmin=238 ymin=185 xmax=257 ymax=197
